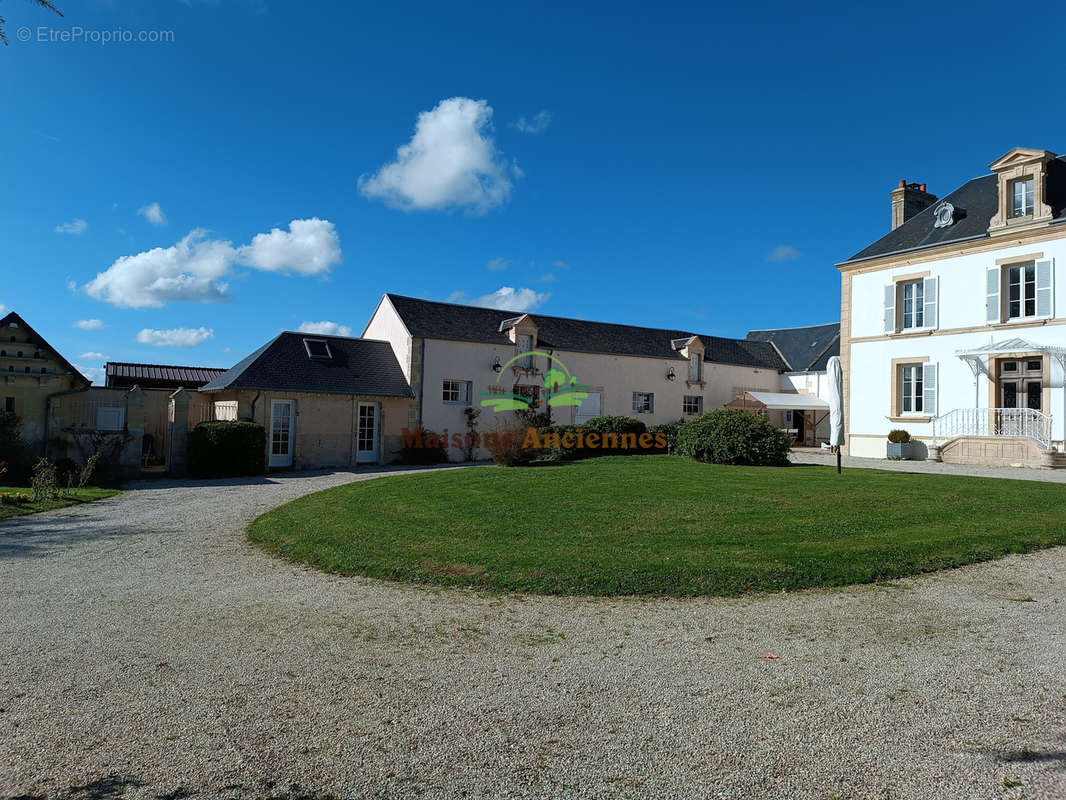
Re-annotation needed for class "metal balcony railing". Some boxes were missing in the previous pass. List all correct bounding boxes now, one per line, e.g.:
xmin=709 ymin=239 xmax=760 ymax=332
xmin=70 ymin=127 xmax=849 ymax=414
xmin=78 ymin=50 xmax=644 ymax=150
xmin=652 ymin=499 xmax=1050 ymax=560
xmin=932 ymin=408 xmax=1053 ymax=450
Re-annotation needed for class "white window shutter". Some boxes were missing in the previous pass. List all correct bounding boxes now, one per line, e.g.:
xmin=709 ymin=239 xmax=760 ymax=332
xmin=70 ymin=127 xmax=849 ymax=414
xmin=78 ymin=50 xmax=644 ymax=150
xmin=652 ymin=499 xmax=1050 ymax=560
xmin=923 ymin=276 xmax=939 ymax=329
xmin=923 ymin=362 xmax=938 ymax=416
xmin=986 ymin=267 xmax=1001 ymax=324
xmin=883 ymin=285 xmax=896 ymax=334
xmin=1036 ymin=259 xmax=1054 ymax=318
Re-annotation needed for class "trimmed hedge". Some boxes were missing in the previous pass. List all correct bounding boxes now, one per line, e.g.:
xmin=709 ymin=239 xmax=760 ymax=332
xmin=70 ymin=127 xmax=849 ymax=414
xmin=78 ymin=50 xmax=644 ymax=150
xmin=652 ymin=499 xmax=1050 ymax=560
xmin=675 ymin=409 xmax=790 ymax=466
xmin=647 ymin=421 xmax=682 ymax=454
xmin=188 ymin=421 xmax=266 ymax=477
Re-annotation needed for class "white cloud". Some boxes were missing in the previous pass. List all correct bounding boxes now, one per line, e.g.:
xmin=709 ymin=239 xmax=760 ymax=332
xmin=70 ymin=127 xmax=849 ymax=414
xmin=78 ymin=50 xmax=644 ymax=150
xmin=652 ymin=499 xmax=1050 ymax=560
xmin=79 ymin=352 xmax=106 ymax=360
xmin=235 ymin=218 xmax=340 ymax=275
xmin=513 ymin=110 xmax=552 ymax=134
xmin=539 ymin=273 xmax=556 ymax=283
xmin=767 ymin=245 xmax=801 ymax=262
xmin=73 ymin=365 xmax=106 ymax=386
xmin=0 ymin=304 xmax=6 ymax=315
xmin=359 ymin=97 xmax=513 ymax=213
xmin=83 ymin=218 xmax=341 ymax=308
xmin=55 ymin=218 xmax=88 ymax=235
xmin=297 ymin=320 xmax=352 ymax=337
xmin=553 ymin=260 xmax=569 ymax=269
xmin=138 ymin=202 xmax=167 ymax=226
xmin=447 ymin=286 xmax=549 ymax=312
xmin=75 ymin=319 xmax=105 ymax=330
xmin=85 ymin=229 xmax=234 ymax=309
xmin=487 ymin=257 xmax=509 ymax=272
xmin=136 ymin=327 xmax=214 ymax=347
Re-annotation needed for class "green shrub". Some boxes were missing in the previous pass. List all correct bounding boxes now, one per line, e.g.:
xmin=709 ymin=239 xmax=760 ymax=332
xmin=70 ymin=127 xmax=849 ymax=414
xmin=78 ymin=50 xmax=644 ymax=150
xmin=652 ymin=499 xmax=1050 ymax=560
xmin=400 ymin=428 xmax=449 ymax=465
xmin=887 ymin=429 xmax=911 ymax=444
xmin=675 ymin=409 xmax=790 ymax=466
xmin=579 ymin=416 xmax=647 ymax=455
xmin=648 ymin=421 xmax=683 ymax=454
xmin=188 ymin=420 xmax=266 ymax=477
xmin=534 ymin=424 xmax=584 ymax=462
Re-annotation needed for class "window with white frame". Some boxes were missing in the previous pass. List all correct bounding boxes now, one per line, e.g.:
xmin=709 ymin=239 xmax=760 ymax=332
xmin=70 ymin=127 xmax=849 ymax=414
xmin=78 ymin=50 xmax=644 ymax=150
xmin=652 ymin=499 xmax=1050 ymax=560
xmin=632 ymin=392 xmax=654 ymax=414
xmin=1010 ymin=178 xmax=1035 ymax=218
xmin=1007 ymin=262 xmax=1037 ymax=319
xmin=688 ymin=354 xmax=701 ymax=382
xmin=442 ymin=379 xmax=471 ymax=404
xmin=900 ymin=280 xmax=924 ymax=329
xmin=516 ymin=334 xmax=534 ymax=368
xmin=683 ymin=395 xmax=702 ymax=415
xmin=899 ymin=364 xmax=924 ymax=414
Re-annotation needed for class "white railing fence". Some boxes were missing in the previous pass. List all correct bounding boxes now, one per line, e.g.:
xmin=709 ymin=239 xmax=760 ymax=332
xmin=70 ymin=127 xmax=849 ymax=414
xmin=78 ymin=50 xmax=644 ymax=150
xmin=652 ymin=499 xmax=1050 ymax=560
xmin=932 ymin=407 xmax=1053 ymax=449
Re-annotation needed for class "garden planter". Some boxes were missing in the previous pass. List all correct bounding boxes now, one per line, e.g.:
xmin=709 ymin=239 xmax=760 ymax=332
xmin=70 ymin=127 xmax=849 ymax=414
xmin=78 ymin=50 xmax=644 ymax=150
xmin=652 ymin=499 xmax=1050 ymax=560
xmin=887 ymin=441 xmax=912 ymax=460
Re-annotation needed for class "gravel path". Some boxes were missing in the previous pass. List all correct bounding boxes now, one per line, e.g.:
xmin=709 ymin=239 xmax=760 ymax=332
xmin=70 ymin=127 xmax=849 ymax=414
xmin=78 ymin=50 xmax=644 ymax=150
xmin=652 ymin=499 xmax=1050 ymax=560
xmin=1 ymin=465 xmax=1065 ymax=800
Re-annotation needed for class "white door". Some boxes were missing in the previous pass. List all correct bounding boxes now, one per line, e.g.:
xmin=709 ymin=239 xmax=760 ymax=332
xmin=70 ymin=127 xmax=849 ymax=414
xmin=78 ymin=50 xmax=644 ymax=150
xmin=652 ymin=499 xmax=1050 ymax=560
xmin=269 ymin=400 xmax=294 ymax=468
xmin=575 ymin=391 xmax=601 ymax=425
xmin=356 ymin=402 xmax=380 ymax=464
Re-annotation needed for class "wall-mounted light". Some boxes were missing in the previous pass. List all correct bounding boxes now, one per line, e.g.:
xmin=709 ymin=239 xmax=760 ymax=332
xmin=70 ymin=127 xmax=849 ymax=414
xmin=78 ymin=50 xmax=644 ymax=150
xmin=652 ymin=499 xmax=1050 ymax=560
xmin=492 ymin=356 xmax=502 ymax=373
xmin=666 ymin=367 xmax=677 ymax=381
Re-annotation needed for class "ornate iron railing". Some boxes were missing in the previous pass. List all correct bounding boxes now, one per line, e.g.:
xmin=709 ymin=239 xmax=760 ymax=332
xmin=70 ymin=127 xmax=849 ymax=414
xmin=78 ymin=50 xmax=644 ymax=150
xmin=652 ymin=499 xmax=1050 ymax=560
xmin=932 ymin=407 xmax=1052 ymax=449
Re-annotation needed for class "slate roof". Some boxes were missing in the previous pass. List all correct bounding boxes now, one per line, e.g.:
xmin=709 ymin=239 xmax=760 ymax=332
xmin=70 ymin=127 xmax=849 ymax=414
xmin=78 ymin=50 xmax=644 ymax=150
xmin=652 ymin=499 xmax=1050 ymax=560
xmin=381 ymin=294 xmax=788 ymax=371
xmin=105 ymin=362 xmax=226 ymax=389
xmin=841 ymin=155 xmax=1066 ymax=265
xmin=0 ymin=311 xmax=89 ymax=386
xmin=745 ymin=323 xmax=840 ymax=372
xmin=200 ymin=332 xmax=413 ymax=397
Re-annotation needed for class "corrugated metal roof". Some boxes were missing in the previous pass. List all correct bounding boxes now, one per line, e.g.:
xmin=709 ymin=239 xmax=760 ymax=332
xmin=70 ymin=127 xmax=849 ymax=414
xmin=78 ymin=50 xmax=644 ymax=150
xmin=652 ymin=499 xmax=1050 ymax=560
xmin=105 ymin=362 xmax=227 ymax=387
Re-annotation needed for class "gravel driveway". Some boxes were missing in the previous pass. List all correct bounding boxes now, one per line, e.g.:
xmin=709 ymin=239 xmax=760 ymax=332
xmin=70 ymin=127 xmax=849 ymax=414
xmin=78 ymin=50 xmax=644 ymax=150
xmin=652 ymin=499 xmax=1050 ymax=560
xmin=1 ymin=466 xmax=1065 ymax=800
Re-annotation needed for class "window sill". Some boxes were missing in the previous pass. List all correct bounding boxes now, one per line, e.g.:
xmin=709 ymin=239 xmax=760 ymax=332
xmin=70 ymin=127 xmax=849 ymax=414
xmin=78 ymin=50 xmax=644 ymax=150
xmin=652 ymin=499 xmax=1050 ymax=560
xmin=888 ymin=328 xmax=935 ymax=338
xmin=685 ymin=380 xmax=706 ymax=389
xmin=888 ymin=415 xmax=931 ymax=423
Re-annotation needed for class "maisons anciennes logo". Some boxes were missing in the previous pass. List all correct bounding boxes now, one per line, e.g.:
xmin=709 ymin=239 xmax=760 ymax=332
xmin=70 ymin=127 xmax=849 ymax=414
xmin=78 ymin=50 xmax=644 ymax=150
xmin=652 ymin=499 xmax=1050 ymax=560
xmin=401 ymin=351 xmax=667 ymax=453
xmin=476 ymin=351 xmax=589 ymax=411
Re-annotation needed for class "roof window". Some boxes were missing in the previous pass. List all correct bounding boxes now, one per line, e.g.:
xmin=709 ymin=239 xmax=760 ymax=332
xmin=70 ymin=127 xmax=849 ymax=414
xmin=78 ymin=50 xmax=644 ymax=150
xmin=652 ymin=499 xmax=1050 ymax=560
xmin=303 ymin=338 xmax=332 ymax=360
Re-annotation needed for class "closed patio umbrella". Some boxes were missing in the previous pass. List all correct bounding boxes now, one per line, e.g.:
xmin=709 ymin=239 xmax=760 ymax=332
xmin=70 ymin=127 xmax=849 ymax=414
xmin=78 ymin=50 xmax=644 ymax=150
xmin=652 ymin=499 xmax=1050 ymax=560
xmin=827 ymin=355 xmax=844 ymax=473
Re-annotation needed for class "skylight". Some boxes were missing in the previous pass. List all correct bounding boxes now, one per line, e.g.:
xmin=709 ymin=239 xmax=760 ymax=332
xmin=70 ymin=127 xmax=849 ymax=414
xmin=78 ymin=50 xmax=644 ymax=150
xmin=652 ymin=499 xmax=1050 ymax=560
xmin=303 ymin=338 xmax=332 ymax=359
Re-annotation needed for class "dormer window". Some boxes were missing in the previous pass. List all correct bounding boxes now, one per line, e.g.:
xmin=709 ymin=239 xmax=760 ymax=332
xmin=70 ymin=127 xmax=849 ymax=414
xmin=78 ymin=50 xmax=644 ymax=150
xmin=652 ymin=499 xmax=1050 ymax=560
xmin=303 ymin=338 xmax=332 ymax=359
xmin=516 ymin=334 xmax=533 ymax=369
xmin=1010 ymin=178 xmax=1034 ymax=217
xmin=689 ymin=354 xmax=701 ymax=382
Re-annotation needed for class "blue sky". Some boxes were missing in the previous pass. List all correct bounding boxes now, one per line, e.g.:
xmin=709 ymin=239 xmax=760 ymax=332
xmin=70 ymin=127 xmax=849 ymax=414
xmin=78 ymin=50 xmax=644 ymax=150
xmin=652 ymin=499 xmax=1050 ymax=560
xmin=2 ymin=0 xmax=1064 ymax=382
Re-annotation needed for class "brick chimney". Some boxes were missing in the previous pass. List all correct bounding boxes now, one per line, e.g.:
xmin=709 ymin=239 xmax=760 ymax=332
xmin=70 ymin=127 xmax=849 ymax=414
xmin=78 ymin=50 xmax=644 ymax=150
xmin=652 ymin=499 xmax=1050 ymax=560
xmin=890 ymin=180 xmax=937 ymax=231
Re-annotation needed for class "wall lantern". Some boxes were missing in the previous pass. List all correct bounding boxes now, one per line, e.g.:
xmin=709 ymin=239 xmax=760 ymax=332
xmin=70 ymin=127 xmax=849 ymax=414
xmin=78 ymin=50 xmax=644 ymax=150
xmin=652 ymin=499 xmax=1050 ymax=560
xmin=492 ymin=356 xmax=503 ymax=373
xmin=666 ymin=366 xmax=677 ymax=381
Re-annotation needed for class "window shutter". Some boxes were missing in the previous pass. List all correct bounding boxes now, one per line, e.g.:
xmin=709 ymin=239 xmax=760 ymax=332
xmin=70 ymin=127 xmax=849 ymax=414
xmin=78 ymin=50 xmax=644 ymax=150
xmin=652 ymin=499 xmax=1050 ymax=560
xmin=986 ymin=267 xmax=1001 ymax=324
xmin=1036 ymin=259 xmax=1054 ymax=318
xmin=923 ymin=276 xmax=938 ymax=329
xmin=923 ymin=362 xmax=938 ymax=417
xmin=883 ymin=285 xmax=896 ymax=334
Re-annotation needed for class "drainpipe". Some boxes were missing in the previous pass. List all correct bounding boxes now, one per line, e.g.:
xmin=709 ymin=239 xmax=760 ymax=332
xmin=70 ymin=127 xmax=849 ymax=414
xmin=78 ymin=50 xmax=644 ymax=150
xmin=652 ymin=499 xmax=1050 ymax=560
xmin=249 ymin=390 xmax=261 ymax=422
xmin=417 ymin=338 xmax=426 ymax=429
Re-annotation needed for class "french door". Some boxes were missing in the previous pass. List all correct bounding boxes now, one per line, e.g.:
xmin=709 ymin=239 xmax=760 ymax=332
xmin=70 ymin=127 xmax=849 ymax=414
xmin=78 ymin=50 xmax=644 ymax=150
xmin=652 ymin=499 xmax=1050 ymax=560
xmin=356 ymin=402 xmax=379 ymax=464
xmin=269 ymin=400 xmax=294 ymax=468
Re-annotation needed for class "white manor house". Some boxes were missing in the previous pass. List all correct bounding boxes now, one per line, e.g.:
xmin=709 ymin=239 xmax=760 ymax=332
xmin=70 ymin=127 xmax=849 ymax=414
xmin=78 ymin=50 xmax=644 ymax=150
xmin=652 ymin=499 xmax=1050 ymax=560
xmin=840 ymin=147 xmax=1066 ymax=467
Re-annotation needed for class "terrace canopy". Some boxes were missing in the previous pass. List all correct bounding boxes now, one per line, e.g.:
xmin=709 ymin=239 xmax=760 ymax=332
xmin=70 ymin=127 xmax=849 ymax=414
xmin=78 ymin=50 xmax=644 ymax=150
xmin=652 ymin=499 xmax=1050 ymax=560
xmin=727 ymin=391 xmax=830 ymax=411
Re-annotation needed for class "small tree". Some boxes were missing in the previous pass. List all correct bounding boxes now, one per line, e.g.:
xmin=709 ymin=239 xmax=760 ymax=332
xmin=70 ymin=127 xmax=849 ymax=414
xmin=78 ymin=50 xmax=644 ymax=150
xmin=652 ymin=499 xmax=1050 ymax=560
xmin=462 ymin=406 xmax=482 ymax=461
xmin=0 ymin=1 xmax=63 ymax=46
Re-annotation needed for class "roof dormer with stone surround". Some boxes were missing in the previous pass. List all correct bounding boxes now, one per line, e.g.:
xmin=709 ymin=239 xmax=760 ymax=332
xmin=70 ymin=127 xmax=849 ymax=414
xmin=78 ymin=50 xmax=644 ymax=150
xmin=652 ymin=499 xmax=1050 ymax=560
xmin=987 ymin=148 xmax=1057 ymax=236
xmin=671 ymin=335 xmax=706 ymax=387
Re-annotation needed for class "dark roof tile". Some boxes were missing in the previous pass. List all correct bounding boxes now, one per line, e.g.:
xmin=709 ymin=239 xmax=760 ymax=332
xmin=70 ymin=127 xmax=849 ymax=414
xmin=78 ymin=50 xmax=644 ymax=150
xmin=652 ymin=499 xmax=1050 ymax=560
xmin=383 ymin=294 xmax=787 ymax=371
xmin=745 ymin=323 xmax=840 ymax=372
xmin=200 ymin=333 xmax=413 ymax=397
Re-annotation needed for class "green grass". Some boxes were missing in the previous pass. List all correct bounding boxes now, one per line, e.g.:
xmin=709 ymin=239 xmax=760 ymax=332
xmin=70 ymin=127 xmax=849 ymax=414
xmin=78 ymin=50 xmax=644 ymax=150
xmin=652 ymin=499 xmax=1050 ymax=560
xmin=0 ymin=486 xmax=119 ymax=521
xmin=247 ymin=456 xmax=1066 ymax=596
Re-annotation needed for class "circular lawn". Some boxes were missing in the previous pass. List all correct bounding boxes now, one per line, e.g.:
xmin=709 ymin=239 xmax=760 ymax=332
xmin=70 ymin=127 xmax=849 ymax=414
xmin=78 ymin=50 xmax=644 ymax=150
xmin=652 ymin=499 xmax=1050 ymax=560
xmin=248 ymin=456 xmax=1066 ymax=596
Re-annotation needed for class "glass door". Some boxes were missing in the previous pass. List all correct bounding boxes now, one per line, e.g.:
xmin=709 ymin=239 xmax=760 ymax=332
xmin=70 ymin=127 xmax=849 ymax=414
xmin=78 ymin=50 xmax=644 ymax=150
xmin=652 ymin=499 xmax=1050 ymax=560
xmin=269 ymin=400 xmax=294 ymax=468
xmin=356 ymin=402 xmax=379 ymax=464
